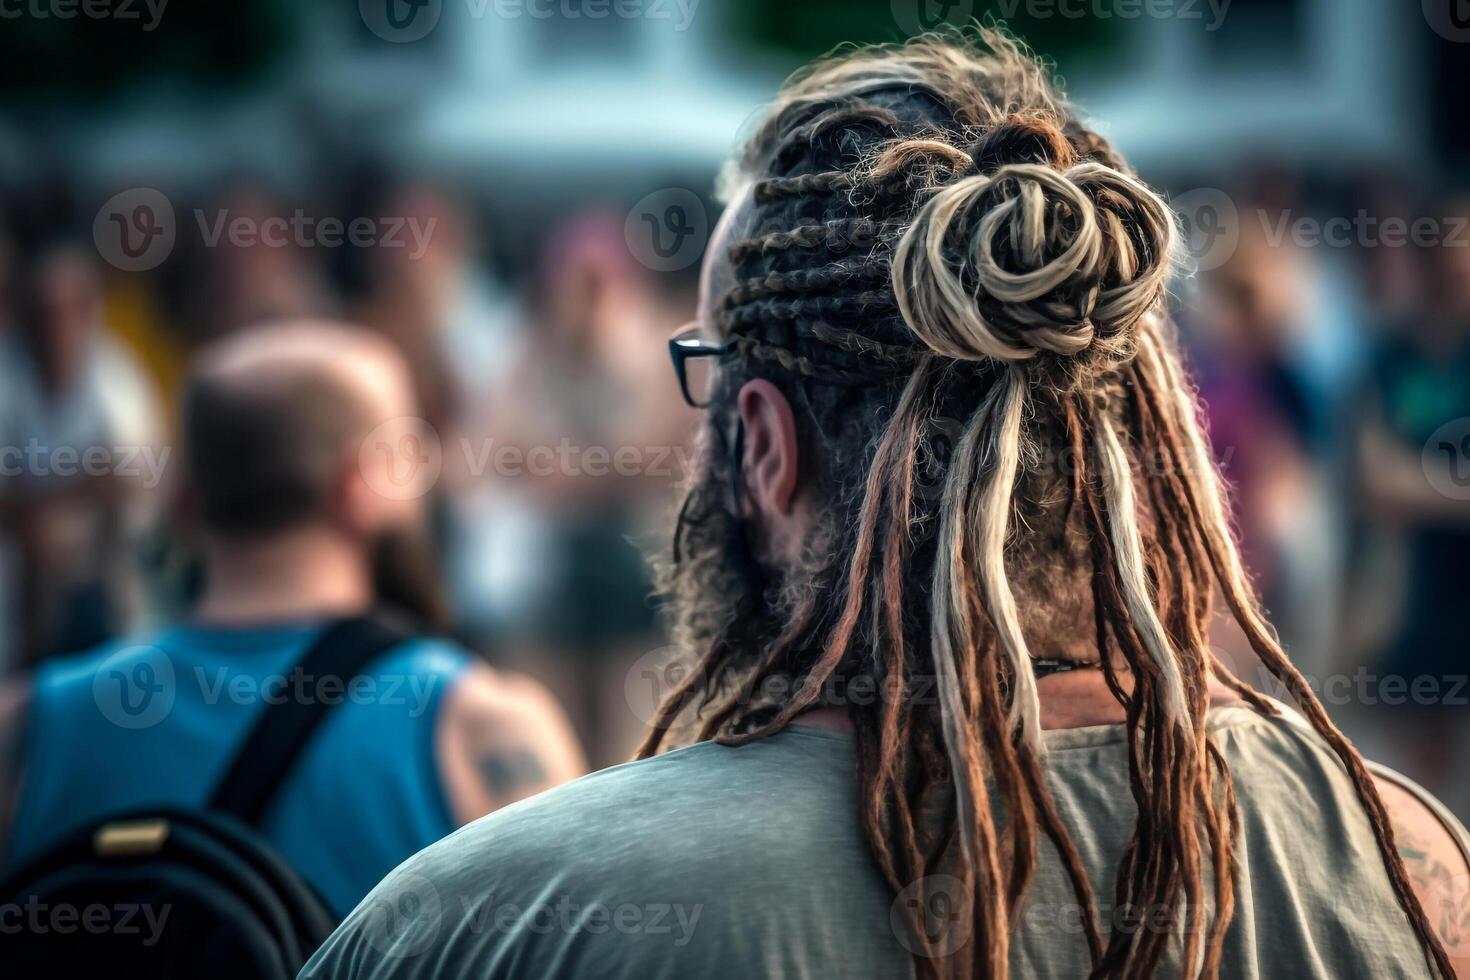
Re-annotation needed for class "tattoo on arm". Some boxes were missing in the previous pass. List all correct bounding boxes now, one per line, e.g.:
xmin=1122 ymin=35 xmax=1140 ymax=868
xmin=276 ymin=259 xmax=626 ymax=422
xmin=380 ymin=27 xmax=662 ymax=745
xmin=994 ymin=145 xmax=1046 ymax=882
xmin=476 ymin=746 xmax=548 ymax=803
xmin=1398 ymin=828 xmax=1470 ymax=955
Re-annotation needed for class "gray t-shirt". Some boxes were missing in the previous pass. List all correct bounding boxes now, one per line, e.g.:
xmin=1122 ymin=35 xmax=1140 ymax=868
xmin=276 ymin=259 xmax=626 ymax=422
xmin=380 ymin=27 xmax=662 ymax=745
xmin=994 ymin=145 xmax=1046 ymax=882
xmin=302 ymin=707 xmax=1456 ymax=978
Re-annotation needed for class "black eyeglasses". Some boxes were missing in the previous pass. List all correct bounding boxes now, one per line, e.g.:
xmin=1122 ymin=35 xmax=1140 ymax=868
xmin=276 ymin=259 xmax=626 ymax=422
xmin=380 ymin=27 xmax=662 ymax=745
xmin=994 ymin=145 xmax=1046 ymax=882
xmin=668 ymin=326 xmax=733 ymax=409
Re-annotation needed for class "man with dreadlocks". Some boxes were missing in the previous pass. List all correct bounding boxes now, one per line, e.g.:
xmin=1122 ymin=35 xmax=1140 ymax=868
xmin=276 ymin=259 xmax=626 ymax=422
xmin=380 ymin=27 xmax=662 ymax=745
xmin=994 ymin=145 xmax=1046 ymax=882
xmin=304 ymin=29 xmax=1470 ymax=980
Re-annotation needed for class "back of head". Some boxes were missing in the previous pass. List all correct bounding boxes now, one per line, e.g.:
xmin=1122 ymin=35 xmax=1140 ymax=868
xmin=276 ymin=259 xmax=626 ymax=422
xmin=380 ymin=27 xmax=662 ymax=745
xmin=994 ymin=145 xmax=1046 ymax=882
xmin=181 ymin=321 xmax=452 ymax=631
xmin=648 ymin=28 xmax=1452 ymax=980
xmin=184 ymin=323 xmax=383 ymax=538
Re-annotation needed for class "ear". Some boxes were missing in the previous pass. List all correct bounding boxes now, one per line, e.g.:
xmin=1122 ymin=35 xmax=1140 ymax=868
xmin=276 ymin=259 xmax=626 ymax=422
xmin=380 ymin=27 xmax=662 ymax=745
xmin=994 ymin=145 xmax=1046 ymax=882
xmin=329 ymin=453 xmax=382 ymax=541
xmin=736 ymin=379 xmax=800 ymax=519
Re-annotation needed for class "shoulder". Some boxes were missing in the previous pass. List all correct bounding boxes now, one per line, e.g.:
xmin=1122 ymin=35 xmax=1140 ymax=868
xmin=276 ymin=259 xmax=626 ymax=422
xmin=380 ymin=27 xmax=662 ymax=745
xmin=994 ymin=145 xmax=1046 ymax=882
xmin=1 ymin=636 xmax=156 ymax=853
xmin=417 ymin=728 xmax=862 ymax=896
xmin=433 ymin=661 xmax=587 ymax=822
xmin=28 ymin=632 xmax=174 ymax=704
xmin=1238 ymin=705 xmax=1470 ymax=969
xmin=306 ymin=730 xmax=890 ymax=979
xmin=345 ymin=635 xmax=475 ymax=723
xmin=439 ymin=726 xmax=855 ymax=865
xmin=372 ymin=635 xmax=475 ymax=679
xmin=1371 ymin=765 xmax=1470 ymax=863
xmin=1370 ymin=765 xmax=1470 ymax=970
xmin=438 ymin=661 xmax=567 ymax=736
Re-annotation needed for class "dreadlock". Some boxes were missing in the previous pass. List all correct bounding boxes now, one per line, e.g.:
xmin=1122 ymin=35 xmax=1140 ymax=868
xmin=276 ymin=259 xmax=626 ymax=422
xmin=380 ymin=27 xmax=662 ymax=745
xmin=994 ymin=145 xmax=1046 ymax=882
xmin=639 ymin=27 xmax=1454 ymax=980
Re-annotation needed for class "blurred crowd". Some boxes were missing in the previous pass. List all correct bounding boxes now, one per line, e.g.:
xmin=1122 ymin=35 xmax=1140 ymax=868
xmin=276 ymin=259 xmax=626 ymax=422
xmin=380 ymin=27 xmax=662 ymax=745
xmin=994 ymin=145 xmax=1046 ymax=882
xmin=1175 ymin=171 xmax=1470 ymax=813
xmin=0 ymin=157 xmax=1466 ymax=794
xmin=0 ymin=169 xmax=700 ymax=768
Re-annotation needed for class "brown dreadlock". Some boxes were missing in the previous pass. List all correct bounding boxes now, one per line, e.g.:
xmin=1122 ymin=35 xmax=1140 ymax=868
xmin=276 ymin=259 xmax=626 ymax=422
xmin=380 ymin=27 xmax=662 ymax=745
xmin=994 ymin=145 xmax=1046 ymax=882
xmin=639 ymin=27 xmax=1454 ymax=980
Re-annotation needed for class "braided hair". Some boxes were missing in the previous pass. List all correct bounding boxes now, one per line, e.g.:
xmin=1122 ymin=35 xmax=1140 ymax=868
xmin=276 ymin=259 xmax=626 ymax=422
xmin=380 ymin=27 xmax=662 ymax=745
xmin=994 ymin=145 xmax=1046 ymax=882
xmin=641 ymin=27 xmax=1454 ymax=980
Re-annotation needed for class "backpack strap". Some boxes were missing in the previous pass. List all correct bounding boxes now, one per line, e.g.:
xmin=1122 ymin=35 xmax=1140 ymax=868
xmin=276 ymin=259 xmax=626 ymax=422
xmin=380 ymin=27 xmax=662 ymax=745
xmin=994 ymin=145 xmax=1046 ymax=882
xmin=207 ymin=615 xmax=415 ymax=827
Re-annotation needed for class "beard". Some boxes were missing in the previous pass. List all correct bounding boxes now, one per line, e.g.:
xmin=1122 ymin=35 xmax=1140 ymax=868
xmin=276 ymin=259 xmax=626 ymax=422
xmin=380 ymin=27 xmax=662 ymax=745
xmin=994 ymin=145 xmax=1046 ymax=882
xmin=659 ymin=437 xmax=826 ymax=736
xmin=663 ymin=436 xmax=765 ymax=653
xmin=371 ymin=520 xmax=451 ymax=634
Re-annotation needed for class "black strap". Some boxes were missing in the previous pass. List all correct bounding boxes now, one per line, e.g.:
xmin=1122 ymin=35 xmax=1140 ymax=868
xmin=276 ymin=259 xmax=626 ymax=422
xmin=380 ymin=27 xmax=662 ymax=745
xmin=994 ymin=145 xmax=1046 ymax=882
xmin=207 ymin=615 xmax=413 ymax=826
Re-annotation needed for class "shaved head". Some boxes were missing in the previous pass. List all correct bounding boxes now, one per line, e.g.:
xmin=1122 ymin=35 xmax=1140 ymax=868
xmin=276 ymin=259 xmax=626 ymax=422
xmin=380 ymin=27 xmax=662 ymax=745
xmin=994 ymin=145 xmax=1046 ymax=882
xmin=183 ymin=320 xmax=417 ymax=537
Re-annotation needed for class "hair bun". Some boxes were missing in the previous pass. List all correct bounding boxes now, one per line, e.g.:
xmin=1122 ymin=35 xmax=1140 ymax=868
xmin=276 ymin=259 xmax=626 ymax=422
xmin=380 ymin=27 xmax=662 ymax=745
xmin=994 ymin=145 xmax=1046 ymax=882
xmin=969 ymin=114 xmax=1075 ymax=172
xmin=891 ymin=148 xmax=1177 ymax=373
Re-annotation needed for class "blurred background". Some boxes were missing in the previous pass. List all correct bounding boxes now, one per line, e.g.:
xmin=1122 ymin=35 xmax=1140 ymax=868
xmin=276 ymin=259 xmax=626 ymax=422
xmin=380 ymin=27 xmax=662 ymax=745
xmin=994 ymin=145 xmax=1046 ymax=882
xmin=0 ymin=0 xmax=1467 ymax=805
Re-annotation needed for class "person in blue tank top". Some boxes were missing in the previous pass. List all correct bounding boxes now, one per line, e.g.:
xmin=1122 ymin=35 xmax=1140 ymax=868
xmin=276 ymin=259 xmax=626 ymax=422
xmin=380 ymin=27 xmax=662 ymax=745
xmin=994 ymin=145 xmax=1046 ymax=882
xmin=0 ymin=319 xmax=585 ymax=916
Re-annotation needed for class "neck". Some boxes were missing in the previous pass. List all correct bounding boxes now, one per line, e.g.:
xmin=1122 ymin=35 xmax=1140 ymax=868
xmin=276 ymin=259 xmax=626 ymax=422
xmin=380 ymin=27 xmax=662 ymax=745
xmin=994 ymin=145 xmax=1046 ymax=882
xmin=193 ymin=526 xmax=374 ymax=627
